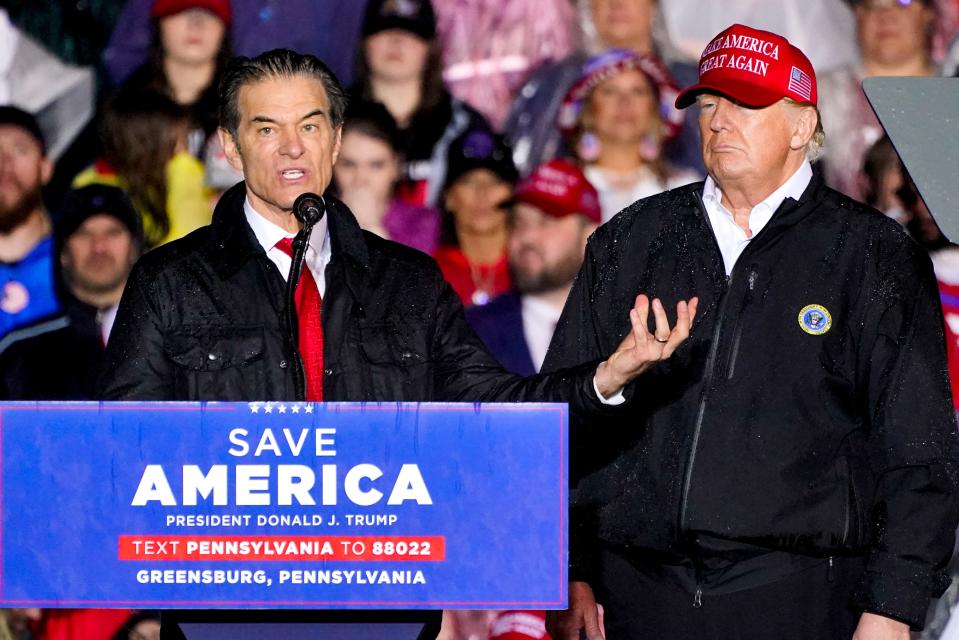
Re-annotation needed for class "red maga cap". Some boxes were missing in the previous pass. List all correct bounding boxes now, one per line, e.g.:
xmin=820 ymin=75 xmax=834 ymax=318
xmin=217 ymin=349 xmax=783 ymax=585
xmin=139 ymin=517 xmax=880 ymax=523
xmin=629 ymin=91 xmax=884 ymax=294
xmin=513 ymin=159 xmax=601 ymax=225
xmin=675 ymin=24 xmax=816 ymax=109
xmin=151 ymin=0 xmax=231 ymax=23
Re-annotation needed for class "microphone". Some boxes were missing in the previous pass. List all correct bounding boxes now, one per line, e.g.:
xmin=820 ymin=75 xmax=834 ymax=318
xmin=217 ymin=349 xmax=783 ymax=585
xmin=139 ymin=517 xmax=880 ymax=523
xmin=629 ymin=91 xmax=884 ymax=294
xmin=293 ymin=192 xmax=325 ymax=228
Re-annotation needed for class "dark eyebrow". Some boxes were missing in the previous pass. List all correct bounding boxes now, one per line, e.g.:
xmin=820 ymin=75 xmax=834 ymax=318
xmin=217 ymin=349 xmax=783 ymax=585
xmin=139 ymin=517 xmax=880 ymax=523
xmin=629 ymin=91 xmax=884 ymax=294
xmin=250 ymin=109 xmax=326 ymax=125
xmin=300 ymin=109 xmax=326 ymax=121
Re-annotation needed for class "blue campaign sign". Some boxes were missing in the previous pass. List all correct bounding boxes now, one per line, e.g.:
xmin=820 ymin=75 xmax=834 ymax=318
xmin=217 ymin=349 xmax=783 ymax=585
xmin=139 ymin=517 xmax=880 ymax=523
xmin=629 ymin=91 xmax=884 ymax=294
xmin=0 ymin=402 xmax=567 ymax=609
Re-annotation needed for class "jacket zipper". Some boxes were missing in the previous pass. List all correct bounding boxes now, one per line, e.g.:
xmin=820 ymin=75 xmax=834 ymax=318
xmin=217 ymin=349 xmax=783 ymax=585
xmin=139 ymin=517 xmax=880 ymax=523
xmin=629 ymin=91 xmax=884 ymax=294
xmin=678 ymin=201 xmax=733 ymax=532
xmin=678 ymin=193 xmax=807 ymax=597
xmin=693 ymin=558 xmax=704 ymax=607
xmin=841 ymin=461 xmax=851 ymax=547
xmin=678 ymin=222 xmax=763 ymax=531
xmin=725 ymin=268 xmax=758 ymax=380
xmin=678 ymin=271 xmax=732 ymax=530
xmin=680 ymin=182 xmax=785 ymax=531
xmin=839 ymin=456 xmax=860 ymax=547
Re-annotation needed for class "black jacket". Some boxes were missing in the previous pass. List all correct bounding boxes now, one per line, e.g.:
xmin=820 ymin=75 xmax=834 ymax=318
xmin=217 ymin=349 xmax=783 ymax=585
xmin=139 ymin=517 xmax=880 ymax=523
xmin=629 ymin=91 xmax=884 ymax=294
xmin=0 ymin=294 xmax=104 ymax=400
xmin=542 ymin=176 xmax=959 ymax=628
xmin=100 ymin=182 xmax=605 ymax=407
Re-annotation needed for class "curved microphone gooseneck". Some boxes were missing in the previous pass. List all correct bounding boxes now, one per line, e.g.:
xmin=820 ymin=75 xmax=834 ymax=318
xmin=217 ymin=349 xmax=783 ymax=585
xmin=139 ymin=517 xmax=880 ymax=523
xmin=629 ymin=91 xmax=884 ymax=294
xmin=285 ymin=192 xmax=326 ymax=400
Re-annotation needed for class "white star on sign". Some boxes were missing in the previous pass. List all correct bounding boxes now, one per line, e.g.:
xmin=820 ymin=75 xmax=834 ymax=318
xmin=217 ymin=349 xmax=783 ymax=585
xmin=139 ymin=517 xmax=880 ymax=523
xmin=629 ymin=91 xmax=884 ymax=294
xmin=264 ymin=403 xmax=273 ymax=414
xmin=250 ymin=403 xmax=260 ymax=413
xmin=278 ymin=404 xmax=287 ymax=413
xmin=305 ymin=405 xmax=314 ymax=414
xmin=291 ymin=405 xmax=300 ymax=414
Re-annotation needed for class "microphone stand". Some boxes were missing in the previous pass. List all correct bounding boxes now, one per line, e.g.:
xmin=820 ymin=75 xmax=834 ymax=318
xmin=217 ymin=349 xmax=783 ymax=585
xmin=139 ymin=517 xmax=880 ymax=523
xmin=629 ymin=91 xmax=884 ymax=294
xmin=285 ymin=226 xmax=314 ymax=401
xmin=285 ymin=193 xmax=325 ymax=401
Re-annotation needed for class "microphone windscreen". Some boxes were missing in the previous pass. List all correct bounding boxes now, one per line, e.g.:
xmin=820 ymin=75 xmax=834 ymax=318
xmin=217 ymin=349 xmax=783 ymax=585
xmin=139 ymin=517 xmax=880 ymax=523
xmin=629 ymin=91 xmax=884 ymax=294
xmin=293 ymin=193 xmax=325 ymax=226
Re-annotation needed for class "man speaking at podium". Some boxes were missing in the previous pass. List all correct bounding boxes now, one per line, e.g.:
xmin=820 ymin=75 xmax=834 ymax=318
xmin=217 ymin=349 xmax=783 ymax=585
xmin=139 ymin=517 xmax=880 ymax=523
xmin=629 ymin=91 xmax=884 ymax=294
xmin=98 ymin=47 xmax=696 ymax=637
xmin=100 ymin=47 xmax=692 ymax=409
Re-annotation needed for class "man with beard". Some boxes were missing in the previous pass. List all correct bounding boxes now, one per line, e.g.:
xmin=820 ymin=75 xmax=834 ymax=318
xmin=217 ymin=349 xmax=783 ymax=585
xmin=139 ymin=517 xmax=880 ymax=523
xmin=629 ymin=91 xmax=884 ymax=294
xmin=467 ymin=159 xmax=600 ymax=375
xmin=0 ymin=106 xmax=58 ymax=337
xmin=0 ymin=184 xmax=143 ymax=399
xmin=457 ymin=160 xmax=600 ymax=640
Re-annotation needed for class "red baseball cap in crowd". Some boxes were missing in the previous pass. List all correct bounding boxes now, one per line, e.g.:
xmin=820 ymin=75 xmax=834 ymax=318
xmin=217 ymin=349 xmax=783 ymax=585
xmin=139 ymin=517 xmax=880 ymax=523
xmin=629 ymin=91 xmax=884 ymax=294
xmin=489 ymin=610 xmax=549 ymax=640
xmin=512 ymin=159 xmax=601 ymax=225
xmin=151 ymin=0 xmax=231 ymax=23
xmin=674 ymin=23 xmax=817 ymax=109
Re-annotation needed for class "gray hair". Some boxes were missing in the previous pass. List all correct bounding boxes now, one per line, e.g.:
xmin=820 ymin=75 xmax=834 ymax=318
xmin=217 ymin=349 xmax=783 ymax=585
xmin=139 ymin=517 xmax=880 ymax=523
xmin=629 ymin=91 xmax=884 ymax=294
xmin=218 ymin=49 xmax=349 ymax=139
xmin=783 ymin=98 xmax=825 ymax=163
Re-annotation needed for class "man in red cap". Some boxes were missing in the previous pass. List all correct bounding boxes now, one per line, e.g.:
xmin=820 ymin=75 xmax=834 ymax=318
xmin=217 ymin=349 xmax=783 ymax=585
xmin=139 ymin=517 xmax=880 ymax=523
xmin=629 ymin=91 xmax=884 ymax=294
xmin=460 ymin=160 xmax=600 ymax=640
xmin=468 ymin=159 xmax=601 ymax=376
xmin=545 ymin=23 xmax=958 ymax=640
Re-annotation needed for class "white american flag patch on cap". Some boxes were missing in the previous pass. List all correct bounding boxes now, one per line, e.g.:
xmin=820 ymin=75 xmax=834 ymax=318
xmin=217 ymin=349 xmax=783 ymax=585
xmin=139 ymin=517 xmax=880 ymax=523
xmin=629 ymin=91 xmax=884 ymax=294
xmin=787 ymin=66 xmax=812 ymax=101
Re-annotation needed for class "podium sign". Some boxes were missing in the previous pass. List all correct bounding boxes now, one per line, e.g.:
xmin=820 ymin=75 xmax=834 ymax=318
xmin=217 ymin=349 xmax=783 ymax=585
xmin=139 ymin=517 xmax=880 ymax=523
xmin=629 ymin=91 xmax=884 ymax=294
xmin=0 ymin=402 xmax=567 ymax=609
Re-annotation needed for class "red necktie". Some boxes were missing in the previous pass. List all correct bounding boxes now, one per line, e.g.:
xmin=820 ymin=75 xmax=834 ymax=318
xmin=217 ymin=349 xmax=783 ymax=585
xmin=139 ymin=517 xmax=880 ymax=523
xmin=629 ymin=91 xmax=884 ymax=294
xmin=275 ymin=237 xmax=324 ymax=401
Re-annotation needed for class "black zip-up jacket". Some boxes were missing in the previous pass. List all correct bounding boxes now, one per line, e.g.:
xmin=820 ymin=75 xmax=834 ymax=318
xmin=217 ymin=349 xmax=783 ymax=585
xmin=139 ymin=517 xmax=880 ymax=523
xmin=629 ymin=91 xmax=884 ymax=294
xmin=100 ymin=181 xmax=607 ymax=407
xmin=542 ymin=175 xmax=959 ymax=628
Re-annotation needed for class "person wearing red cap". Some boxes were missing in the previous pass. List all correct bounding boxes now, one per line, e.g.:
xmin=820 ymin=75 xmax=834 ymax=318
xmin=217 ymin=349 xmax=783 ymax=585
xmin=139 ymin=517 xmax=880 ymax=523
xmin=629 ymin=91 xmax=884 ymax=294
xmin=459 ymin=161 xmax=601 ymax=640
xmin=467 ymin=159 xmax=600 ymax=376
xmin=117 ymin=0 xmax=231 ymax=156
xmin=76 ymin=0 xmax=229 ymax=248
xmin=545 ymin=23 xmax=958 ymax=640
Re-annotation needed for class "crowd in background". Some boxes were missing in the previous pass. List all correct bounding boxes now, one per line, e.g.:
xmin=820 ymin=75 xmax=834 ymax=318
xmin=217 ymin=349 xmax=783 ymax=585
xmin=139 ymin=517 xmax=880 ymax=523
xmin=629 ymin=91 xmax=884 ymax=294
xmin=1 ymin=0 xmax=959 ymax=638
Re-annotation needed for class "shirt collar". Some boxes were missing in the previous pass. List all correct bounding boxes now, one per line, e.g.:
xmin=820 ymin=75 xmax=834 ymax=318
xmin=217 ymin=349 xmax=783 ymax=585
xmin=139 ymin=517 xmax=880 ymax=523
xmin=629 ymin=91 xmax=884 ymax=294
xmin=703 ymin=161 xmax=813 ymax=215
xmin=523 ymin=293 xmax=565 ymax=324
xmin=243 ymin=197 xmax=328 ymax=255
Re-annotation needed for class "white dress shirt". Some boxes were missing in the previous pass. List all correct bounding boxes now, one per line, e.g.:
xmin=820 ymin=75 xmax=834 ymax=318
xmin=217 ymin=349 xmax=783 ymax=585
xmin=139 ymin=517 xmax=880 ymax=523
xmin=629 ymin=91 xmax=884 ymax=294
xmin=701 ymin=162 xmax=813 ymax=275
xmin=521 ymin=294 xmax=564 ymax=373
xmin=98 ymin=303 xmax=119 ymax=345
xmin=244 ymin=197 xmax=331 ymax=295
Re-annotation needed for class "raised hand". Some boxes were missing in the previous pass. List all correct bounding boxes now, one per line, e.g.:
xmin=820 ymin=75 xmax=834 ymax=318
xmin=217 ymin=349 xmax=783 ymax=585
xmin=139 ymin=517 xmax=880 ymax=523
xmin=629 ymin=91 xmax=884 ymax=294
xmin=595 ymin=294 xmax=699 ymax=398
